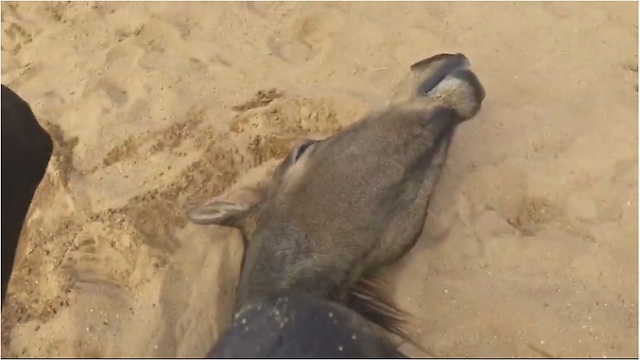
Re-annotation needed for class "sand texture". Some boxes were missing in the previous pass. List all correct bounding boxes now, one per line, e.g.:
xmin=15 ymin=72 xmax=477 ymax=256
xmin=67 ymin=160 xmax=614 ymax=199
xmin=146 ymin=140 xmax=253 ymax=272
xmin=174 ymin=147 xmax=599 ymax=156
xmin=1 ymin=2 xmax=637 ymax=357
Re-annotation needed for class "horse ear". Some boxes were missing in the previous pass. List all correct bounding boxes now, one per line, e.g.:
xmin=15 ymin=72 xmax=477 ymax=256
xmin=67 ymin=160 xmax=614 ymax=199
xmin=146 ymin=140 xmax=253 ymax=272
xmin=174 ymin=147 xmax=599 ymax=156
xmin=186 ymin=198 xmax=253 ymax=227
xmin=186 ymin=134 xmax=330 ymax=228
xmin=186 ymin=158 xmax=281 ymax=227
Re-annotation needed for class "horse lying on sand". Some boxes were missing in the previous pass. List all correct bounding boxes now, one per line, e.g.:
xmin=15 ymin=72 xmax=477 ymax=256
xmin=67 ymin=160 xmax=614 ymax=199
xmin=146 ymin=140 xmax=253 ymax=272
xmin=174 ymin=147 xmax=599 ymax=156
xmin=189 ymin=53 xmax=486 ymax=357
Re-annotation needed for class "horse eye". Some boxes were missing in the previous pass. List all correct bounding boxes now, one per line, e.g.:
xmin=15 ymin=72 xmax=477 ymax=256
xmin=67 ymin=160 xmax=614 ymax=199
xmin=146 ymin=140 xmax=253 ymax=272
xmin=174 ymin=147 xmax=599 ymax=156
xmin=293 ymin=141 xmax=317 ymax=162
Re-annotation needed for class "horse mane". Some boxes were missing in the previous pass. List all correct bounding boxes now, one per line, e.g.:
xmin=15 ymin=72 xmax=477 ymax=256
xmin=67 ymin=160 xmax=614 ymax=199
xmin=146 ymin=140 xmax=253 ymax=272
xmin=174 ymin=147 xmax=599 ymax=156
xmin=346 ymin=268 xmax=434 ymax=357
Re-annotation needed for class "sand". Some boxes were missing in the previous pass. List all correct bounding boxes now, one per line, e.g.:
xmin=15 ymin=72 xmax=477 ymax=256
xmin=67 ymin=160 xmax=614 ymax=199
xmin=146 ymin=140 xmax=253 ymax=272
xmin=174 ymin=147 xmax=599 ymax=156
xmin=1 ymin=2 xmax=637 ymax=357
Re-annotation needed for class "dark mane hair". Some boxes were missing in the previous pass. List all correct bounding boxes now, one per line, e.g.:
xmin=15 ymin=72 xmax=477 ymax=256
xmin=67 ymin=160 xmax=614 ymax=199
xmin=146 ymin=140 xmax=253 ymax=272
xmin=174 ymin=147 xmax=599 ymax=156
xmin=345 ymin=269 xmax=433 ymax=357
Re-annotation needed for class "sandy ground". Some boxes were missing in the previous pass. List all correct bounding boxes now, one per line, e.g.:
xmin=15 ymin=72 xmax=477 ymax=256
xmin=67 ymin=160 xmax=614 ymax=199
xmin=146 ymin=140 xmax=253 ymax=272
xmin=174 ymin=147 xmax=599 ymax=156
xmin=1 ymin=2 xmax=637 ymax=358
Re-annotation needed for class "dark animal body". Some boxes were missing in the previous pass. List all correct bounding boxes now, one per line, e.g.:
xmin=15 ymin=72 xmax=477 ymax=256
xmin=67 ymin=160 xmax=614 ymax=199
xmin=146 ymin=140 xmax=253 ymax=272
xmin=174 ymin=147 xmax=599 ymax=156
xmin=1 ymin=84 xmax=54 ymax=305
xmin=189 ymin=53 xmax=486 ymax=357
xmin=207 ymin=291 xmax=405 ymax=358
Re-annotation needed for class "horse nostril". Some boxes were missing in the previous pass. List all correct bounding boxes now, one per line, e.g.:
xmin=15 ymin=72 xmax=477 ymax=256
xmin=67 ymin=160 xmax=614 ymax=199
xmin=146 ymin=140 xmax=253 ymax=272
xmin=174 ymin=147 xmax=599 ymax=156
xmin=416 ymin=54 xmax=471 ymax=96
